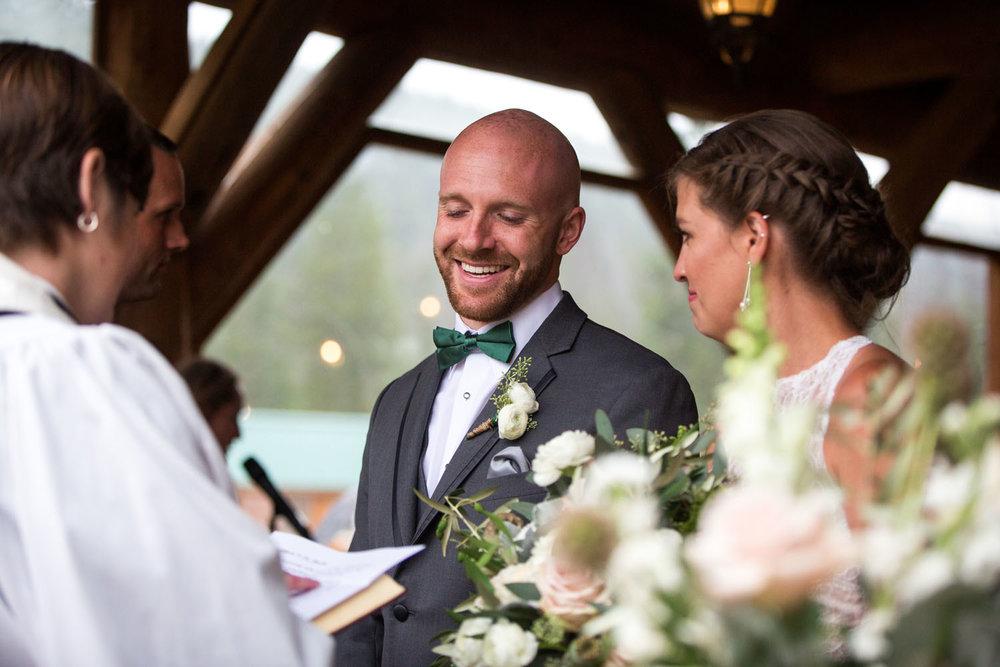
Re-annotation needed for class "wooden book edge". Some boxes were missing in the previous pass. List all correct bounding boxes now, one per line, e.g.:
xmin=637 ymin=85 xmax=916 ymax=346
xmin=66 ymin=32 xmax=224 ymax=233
xmin=310 ymin=574 xmax=405 ymax=634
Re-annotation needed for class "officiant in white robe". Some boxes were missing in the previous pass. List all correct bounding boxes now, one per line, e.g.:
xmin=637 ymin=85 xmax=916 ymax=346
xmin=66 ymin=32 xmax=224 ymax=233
xmin=0 ymin=43 xmax=332 ymax=666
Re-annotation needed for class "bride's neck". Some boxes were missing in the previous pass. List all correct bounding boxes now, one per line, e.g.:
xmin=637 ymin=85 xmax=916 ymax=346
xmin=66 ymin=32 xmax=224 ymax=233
xmin=764 ymin=278 xmax=859 ymax=378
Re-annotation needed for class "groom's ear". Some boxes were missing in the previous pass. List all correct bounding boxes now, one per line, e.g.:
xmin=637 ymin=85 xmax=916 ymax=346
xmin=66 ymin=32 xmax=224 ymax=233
xmin=554 ymin=206 xmax=585 ymax=256
xmin=744 ymin=211 xmax=770 ymax=262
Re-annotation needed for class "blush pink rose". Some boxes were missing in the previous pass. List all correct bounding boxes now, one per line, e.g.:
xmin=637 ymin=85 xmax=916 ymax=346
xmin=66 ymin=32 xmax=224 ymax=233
xmin=686 ymin=486 xmax=857 ymax=609
xmin=537 ymin=554 xmax=611 ymax=631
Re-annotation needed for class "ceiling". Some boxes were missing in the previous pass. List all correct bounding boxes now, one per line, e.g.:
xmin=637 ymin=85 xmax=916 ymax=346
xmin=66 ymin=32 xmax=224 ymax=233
xmin=97 ymin=0 xmax=1000 ymax=362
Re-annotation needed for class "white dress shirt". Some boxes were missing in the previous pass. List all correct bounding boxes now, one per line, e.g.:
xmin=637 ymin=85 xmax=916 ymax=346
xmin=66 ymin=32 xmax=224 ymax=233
xmin=423 ymin=282 xmax=563 ymax=495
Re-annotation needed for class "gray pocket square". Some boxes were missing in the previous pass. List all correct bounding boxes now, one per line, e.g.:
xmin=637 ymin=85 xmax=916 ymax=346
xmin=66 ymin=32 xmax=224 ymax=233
xmin=487 ymin=445 xmax=531 ymax=479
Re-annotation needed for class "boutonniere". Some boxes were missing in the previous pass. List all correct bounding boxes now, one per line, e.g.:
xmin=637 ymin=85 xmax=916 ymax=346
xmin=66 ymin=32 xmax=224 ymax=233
xmin=467 ymin=357 xmax=539 ymax=440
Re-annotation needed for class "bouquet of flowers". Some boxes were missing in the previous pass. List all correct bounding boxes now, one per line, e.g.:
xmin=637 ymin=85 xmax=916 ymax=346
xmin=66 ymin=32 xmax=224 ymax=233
xmin=421 ymin=414 xmax=726 ymax=665
xmin=424 ymin=277 xmax=1000 ymax=666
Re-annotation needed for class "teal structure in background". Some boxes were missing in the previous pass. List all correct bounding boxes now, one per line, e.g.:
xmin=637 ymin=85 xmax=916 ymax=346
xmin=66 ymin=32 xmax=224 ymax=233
xmin=226 ymin=409 xmax=368 ymax=490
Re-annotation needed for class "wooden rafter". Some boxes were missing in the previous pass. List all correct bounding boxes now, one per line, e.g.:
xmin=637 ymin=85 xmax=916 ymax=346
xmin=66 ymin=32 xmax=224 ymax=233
xmin=989 ymin=258 xmax=1000 ymax=393
xmin=161 ymin=0 xmax=328 ymax=223
xmin=187 ymin=31 xmax=418 ymax=349
xmin=93 ymin=0 xmax=189 ymax=125
xmin=803 ymin=3 xmax=999 ymax=95
xmin=879 ymin=65 xmax=1000 ymax=250
xmin=590 ymin=70 xmax=687 ymax=258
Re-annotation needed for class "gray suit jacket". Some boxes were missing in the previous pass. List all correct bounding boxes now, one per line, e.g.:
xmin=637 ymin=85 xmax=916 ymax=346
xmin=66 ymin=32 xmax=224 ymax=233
xmin=335 ymin=293 xmax=697 ymax=666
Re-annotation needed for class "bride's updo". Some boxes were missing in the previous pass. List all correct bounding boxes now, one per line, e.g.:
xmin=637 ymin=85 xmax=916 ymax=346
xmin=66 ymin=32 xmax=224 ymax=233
xmin=669 ymin=109 xmax=910 ymax=330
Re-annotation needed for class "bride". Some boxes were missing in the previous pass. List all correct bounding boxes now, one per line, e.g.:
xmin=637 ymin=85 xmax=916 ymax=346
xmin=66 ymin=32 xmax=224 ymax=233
xmin=669 ymin=109 xmax=911 ymax=529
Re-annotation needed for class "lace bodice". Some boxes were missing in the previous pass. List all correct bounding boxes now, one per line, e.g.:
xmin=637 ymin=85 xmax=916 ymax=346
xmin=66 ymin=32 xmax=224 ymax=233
xmin=775 ymin=335 xmax=871 ymax=472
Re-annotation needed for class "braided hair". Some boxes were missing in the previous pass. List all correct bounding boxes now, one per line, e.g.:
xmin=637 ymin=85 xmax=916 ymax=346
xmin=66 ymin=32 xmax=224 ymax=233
xmin=668 ymin=109 xmax=910 ymax=330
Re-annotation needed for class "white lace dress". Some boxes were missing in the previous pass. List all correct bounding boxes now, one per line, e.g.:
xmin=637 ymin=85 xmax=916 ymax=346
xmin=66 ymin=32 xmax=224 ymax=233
xmin=775 ymin=335 xmax=872 ymax=642
xmin=775 ymin=335 xmax=872 ymax=472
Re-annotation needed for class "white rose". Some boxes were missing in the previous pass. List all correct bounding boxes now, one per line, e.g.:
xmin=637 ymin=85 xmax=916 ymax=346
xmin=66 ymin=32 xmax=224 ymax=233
xmin=433 ymin=617 xmax=492 ymax=667
xmin=848 ymin=608 xmax=895 ymax=662
xmin=506 ymin=382 xmax=539 ymax=414
xmin=490 ymin=561 xmax=541 ymax=607
xmin=922 ymin=458 xmax=975 ymax=526
xmin=860 ymin=521 xmax=923 ymax=585
xmin=598 ymin=606 xmax=670 ymax=664
xmin=531 ymin=430 xmax=595 ymax=486
xmin=895 ymin=549 xmax=954 ymax=608
xmin=482 ymin=618 xmax=538 ymax=667
xmin=497 ymin=404 xmax=529 ymax=440
xmin=582 ymin=451 xmax=659 ymax=507
xmin=960 ymin=526 xmax=1000 ymax=586
xmin=607 ymin=530 xmax=685 ymax=604
xmin=685 ymin=486 xmax=856 ymax=609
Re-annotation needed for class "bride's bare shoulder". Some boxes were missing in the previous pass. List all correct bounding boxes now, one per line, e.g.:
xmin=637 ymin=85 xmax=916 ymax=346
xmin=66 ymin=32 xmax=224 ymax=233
xmin=835 ymin=343 xmax=909 ymax=405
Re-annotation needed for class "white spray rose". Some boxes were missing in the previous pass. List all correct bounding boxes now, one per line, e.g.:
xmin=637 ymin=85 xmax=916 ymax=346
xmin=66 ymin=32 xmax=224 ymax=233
xmin=532 ymin=430 xmax=595 ymax=486
xmin=922 ymin=458 xmax=976 ymax=526
xmin=860 ymin=521 xmax=924 ymax=585
xmin=848 ymin=608 xmax=895 ymax=662
xmin=433 ymin=617 xmax=492 ymax=666
xmin=497 ymin=404 xmax=529 ymax=440
xmin=506 ymin=382 xmax=539 ymax=414
xmin=582 ymin=451 xmax=659 ymax=505
xmin=481 ymin=618 xmax=538 ymax=667
xmin=959 ymin=526 xmax=1000 ymax=586
xmin=895 ymin=550 xmax=954 ymax=608
xmin=607 ymin=530 xmax=685 ymax=604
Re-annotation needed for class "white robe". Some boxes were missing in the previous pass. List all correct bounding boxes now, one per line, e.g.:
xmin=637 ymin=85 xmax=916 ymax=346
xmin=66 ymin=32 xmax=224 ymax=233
xmin=0 ymin=254 xmax=332 ymax=666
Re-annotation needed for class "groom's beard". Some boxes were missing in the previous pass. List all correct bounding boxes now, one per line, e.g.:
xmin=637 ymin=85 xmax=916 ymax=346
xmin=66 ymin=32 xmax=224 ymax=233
xmin=435 ymin=246 xmax=556 ymax=325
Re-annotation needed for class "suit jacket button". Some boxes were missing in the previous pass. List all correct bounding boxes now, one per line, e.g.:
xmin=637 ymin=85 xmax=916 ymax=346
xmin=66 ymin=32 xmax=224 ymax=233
xmin=392 ymin=603 xmax=409 ymax=622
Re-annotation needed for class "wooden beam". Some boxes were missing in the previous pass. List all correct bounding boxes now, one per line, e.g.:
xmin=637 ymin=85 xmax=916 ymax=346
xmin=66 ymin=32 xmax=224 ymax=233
xmin=989 ymin=256 xmax=1000 ymax=393
xmin=161 ymin=0 xmax=328 ymax=224
xmin=589 ymin=70 xmax=687 ymax=258
xmin=879 ymin=66 xmax=1000 ymax=250
xmin=93 ymin=0 xmax=190 ymax=125
xmin=187 ymin=33 xmax=418 ymax=349
xmin=803 ymin=3 xmax=1000 ymax=95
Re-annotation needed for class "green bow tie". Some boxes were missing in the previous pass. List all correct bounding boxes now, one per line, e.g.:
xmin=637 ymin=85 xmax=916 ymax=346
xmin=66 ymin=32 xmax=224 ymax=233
xmin=433 ymin=321 xmax=516 ymax=369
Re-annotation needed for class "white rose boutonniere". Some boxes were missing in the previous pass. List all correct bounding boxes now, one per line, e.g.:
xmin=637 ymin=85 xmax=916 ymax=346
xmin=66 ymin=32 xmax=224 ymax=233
xmin=507 ymin=382 xmax=539 ymax=413
xmin=498 ymin=404 xmax=530 ymax=440
xmin=467 ymin=357 xmax=539 ymax=440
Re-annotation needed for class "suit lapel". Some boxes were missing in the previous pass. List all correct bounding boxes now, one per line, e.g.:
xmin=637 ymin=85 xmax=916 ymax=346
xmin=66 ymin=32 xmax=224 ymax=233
xmin=411 ymin=293 xmax=587 ymax=540
xmin=392 ymin=357 xmax=443 ymax=546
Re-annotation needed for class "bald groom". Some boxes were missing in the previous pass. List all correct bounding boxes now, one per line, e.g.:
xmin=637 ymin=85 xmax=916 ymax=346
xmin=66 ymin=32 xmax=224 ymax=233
xmin=337 ymin=109 xmax=697 ymax=666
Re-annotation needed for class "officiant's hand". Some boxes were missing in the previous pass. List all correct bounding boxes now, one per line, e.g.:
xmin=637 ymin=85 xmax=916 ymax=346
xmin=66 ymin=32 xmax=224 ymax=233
xmin=283 ymin=572 xmax=319 ymax=596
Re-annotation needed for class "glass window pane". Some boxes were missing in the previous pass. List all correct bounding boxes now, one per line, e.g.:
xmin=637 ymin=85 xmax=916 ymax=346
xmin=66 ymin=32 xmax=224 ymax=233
xmin=923 ymin=182 xmax=1000 ymax=252
xmin=0 ymin=0 xmax=92 ymax=59
xmin=372 ymin=58 xmax=634 ymax=177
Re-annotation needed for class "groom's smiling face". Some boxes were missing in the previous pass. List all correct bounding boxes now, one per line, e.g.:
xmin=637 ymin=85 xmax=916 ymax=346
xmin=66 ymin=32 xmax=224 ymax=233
xmin=433 ymin=123 xmax=584 ymax=331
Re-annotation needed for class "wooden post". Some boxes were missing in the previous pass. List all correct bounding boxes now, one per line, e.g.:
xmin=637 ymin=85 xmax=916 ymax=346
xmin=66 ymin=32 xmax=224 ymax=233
xmin=988 ymin=255 xmax=1000 ymax=393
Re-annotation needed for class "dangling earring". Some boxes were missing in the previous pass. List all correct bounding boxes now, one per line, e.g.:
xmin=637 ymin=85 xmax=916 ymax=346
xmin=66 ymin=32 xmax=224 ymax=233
xmin=738 ymin=260 xmax=752 ymax=312
xmin=76 ymin=211 xmax=99 ymax=233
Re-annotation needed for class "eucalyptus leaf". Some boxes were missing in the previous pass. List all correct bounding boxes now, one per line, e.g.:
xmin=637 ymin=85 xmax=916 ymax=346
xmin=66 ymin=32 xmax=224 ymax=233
xmin=464 ymin=485 xmax=500 ymax=504
xmin=689 ymin=430 xmax=717 ymax=455
xmin=659 ymin=472 xmax=689 ymax=499
xmin=595 ymin=409 xmax=615 ymax=443
xmin=507 ymin=501 xmax=536 ymax=520
xmin=504 ymin=582 xmax=541 ymax=601
xmin=414 ymin=488 xmax=451 ymax=514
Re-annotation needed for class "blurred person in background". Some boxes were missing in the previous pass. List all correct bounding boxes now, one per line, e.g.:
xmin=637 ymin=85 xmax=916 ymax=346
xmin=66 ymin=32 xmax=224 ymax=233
xmin=180 ymin=357 xmax=244 ymax=454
